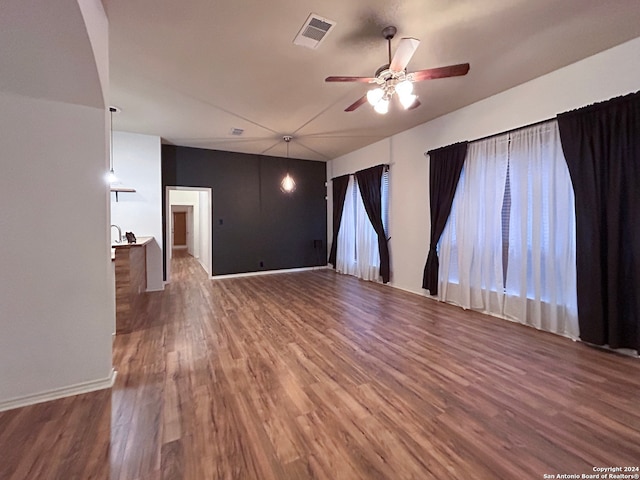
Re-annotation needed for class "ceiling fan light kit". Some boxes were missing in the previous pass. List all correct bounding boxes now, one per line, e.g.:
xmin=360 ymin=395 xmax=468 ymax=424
xmin=367 ymin=73 xmax=417 ymax=113
xmin=326 ymin=26 xmax=470 ymax=114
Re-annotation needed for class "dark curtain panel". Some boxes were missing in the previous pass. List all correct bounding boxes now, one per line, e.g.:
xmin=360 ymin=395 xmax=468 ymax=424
xmin=355 ymin=165 xmax=390 ymax=283
xmin=422 ymin=142 xmax=468 ymax=295
xmin=557 ymin=91 xmax=640 ymax=351
xmin=328 ymin=174 xmax=350 ymax=267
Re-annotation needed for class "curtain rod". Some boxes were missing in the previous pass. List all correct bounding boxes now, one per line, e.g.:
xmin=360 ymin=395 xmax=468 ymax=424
xmin=423 ymin=116 xmax=555 ymax=157
xmin=330 ymin=163 xmax=390 ymax=180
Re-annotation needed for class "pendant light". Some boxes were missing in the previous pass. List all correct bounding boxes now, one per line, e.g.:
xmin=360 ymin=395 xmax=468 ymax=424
xmin=106 ymin=107 xmax=118 ymax=185
xmin=280 ymin=135 xmax=296 ymax=194
xmin=107 ymin=106 xmax=136 ymax=201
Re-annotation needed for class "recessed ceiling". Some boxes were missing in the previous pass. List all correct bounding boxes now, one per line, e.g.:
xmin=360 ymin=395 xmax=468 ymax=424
xmin=102 ymin=0 xmax=640 ymax=161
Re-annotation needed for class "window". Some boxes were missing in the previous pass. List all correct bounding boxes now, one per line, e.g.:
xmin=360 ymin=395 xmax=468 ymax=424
xmin=437 ymin=121 xmax=578 ymax=338
xmin=336 ymin=169 xmax=389 ymax=282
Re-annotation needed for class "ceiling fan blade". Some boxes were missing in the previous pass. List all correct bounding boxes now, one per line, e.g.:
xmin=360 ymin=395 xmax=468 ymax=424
xmin=325 ymin=76 xmax=376 ymax=83
xmin=390 ymin=37 xmax=420 ymax=72
xmin=345 ymin=95 xmax=368 ymax=112
xmin=410 ymin=63 xmax=470 ymax=82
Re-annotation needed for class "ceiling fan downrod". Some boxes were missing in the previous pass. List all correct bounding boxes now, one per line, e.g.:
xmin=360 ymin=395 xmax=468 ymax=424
xmin=382 ymin=26 xmax=397 ymax=65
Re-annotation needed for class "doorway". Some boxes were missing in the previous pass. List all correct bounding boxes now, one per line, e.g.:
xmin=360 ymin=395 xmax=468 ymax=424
xmin=166 ymin=187 xmax=213 ymax=282
xmin=172 ymin=211 xmax=187 ymax=248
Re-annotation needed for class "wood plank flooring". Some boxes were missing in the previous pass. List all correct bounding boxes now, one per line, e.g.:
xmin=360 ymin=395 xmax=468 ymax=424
xmin=1 ymin=252 xmax=640 ymax=479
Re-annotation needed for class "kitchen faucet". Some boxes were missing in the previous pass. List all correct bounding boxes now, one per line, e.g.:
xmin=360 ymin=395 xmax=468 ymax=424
xmin=111 ymin=224 xmax=123 ymax=243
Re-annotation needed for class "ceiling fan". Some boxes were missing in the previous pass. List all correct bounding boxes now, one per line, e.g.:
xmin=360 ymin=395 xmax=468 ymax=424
xmin=326 ymin=26 xmax=470 ymax=114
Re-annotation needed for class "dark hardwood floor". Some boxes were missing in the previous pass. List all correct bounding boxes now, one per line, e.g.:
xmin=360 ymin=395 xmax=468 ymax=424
xmin=1 ymin=252 xmax=639 ymax=479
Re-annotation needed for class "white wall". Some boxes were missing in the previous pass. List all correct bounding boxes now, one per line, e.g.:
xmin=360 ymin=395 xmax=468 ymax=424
xmin=329 ymin=36 xmax=640 ymax=296
xmin=198 ymin=190 xmax=212 ymax=275
xmin=110 ymin=131 xmax=164 ymax=291
xmin=0 ymin=0 xmax=113 ymax=410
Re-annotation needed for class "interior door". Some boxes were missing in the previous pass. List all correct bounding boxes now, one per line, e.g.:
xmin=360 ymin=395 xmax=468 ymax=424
xmin=173 ymin=212 xmax=187 ymax=246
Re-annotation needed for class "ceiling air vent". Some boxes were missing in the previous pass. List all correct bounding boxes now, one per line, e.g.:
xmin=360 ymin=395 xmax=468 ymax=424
xmin=293 ymin=13 xmax=336 ymax=49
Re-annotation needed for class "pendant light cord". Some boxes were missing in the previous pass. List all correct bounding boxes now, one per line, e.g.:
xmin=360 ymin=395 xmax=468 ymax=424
xmin=109 ymin=107 xmax=115 ymax=172
xmin=284 ymin=135 xmax=292 ymax=172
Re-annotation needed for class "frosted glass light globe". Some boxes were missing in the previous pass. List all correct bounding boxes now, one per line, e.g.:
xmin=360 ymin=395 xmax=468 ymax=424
xmin=374 ymin=98 xmax=390 ymax=114
xmin=367 ymin=88 xmax=384 ymax=106
xmin=399 ymin=93 xmax=417 ymax=109
xmin=395 ymin=80 xmax=413 ymax=97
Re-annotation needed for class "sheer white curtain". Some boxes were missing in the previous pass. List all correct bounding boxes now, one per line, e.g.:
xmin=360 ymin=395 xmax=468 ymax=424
xmin=504 ymin=121 xmax=578 ymax=338
xmin=438 ymin=135 xmax=509 ymax=314
xmin=437 ymin=121 xmax=579 ymax=339
xmin=336 ymin=176 xmax=357 ymax=276
xmin=355 ymin=184 xmax=381 ymax=281
xmin=336 ymin=175 xmax=381 ymax=281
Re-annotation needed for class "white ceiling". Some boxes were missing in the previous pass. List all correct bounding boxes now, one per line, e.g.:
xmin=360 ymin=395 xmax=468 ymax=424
xmin=102 ymin=0 xmax=640 ymax=161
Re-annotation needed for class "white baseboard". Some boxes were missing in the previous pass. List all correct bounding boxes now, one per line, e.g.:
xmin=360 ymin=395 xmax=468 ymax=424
xmin=211 ymin=265 xmax=328 ymax=280
xmin=386 ymin=281 xmax=439 ymax=300
xmin=0 ymin=368 xmax=117 ymax=413
xmin=198 ymin=259 xmax=211 ymax=276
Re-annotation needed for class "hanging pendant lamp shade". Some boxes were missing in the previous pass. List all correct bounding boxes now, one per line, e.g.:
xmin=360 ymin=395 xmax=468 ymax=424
xmin=106 ymin=168 xmax=118 ymax=184
xmin=280 ymin=136 xmax=296 ymax=193
xmin=281 ymin=173 xmax=296 ymax=193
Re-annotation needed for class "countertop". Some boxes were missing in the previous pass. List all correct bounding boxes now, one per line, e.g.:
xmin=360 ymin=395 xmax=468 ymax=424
xmin=111 ymin=236 xmax=153 ymax=260
xmin=112 ymin=236 xmax=153 ymax=248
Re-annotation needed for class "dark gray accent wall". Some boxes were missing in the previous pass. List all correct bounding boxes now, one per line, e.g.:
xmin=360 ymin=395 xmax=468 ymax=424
xmin=162 ymin=145 xmax=327 ymax=277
